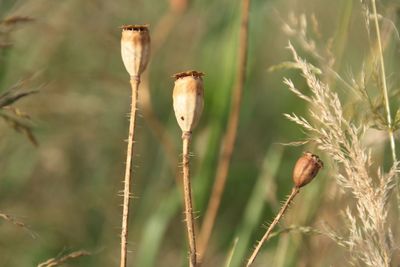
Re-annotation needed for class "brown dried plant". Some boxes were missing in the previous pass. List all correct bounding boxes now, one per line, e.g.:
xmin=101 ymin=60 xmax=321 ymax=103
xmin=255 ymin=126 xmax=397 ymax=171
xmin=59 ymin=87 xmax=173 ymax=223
xmin=0 ymin=80 xmax=39 ymax=145
xmin=37 ymin=250 xmax=91 ymax=267
xmin=284 ymin=42 xmax=398 ymax=266
xmin=172 ymin=70 xmax=205 ymax=267
xmin=0 ymin=211 xmax=36 ymax=238
xmin=0 ymin=12 xmax=38 ymax=145
xmin=119 ymin=24 xmax=150 ymax=267
xmin=246 ymin=152 xmax=323 ymax=266
xmin=0 ymin=15 xmax=34 ymax=48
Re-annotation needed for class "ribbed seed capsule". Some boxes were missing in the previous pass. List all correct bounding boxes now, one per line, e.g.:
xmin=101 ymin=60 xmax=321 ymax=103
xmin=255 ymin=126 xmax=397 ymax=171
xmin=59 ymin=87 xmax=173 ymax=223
xmin=121 ymin=24 xmax=151 ymax=78
xmin=292 ymin=152 xmax=323 ymax=188
xmin=172 ymin=71 xmax=204 ymax=133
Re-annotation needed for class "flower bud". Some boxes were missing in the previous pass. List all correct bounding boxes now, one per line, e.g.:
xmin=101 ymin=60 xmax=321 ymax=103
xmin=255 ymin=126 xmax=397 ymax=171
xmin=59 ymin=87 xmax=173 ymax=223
xmin=292 ymin=152 xmax=323 ymax=188
xmin=121 ymin=24 xmax=151 ymax=78
xmin=172 ymin=71 xmax=204 ymax=133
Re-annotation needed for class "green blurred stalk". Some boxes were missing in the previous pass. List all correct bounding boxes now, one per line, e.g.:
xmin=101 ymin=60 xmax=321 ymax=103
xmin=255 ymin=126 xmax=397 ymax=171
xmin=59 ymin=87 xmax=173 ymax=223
xmin=230 ymin=146 xmax=283 ymax=267
xmin=224 ymin=237 xmax=238 ymax=267
xmin=332 ymin=0 xmax=353 ymax=73
xmin=136 ymin=187 xmax=181 ymax=267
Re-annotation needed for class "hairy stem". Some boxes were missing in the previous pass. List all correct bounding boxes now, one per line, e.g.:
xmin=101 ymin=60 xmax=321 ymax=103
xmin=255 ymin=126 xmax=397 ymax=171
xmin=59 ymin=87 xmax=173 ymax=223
xmin=246 ymin=187 xmax=299 ymax=267
xmin=120 ymin=76 xmax=140 ymax=267
xmin=182 ymin=131 xmax=197 ymax=267
xmin=198 ymin=0 xmax=251 ymax=260
xmin=371 ymin=0 xmax=396 ymax=163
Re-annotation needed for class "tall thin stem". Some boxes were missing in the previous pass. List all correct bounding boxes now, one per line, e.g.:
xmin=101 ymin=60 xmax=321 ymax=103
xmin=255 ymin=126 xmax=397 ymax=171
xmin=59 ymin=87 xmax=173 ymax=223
xmin=182 ymin=131 xmax=197 ymax=267
xmin=120 ymin=76 xmax=140 ymax=267
xmin=198 ymin=0 xmax=251 ymax=260
xmin=246 ymin=187 xmax=300 ymax=267
xmin=370 ymin=0 xmax=399 ymax=214
xmin=371 ymin=0 xmax=397 ymax=163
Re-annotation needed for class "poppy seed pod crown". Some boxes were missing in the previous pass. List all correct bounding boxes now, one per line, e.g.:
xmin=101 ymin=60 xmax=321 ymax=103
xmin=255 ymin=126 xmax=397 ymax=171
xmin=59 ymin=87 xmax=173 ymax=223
xmin=172 ymin=71 xmax=204 ymax=133
xmin=121 ymin=25 xmax=151 ymax=79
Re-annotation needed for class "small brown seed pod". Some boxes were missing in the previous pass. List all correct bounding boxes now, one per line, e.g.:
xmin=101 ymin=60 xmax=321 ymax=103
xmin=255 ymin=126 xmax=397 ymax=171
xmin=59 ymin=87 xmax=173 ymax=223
xmin=121 ymin=24 xmax=151 ymax=78
xmin=292 ymin=152 xmax=323 ymax=188
xmin=172 ymin=70 xmax=204 ymax=133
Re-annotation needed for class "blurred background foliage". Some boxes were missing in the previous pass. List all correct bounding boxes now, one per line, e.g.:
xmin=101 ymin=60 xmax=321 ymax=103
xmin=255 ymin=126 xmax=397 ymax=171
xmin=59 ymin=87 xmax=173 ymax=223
xmin=0 ymin=0 xmax=399 ymax=266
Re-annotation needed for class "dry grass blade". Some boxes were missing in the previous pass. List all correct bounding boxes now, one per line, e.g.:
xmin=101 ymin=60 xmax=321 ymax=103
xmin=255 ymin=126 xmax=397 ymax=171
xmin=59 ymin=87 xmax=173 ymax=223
xmin=0 ymin=108 xmax=38 ymax=146
xmin=268 ymin=225 xmax=320 ymax=239
xmin=0 ymin=211 xmax=37 ymax=238
xmin=0 ymin=89 xmax=38 ymax=108
xmin=37 ymin=250 xmax=91 ymax=267
xmin=1 ymin=16 xmax=34 ymax=26
xmin=0 ymin=79 xmax=41 ymax=145
xmin=199 ymin=0 xmax=251 ymax=260
xmin=266 ymin=224 xmax=348 ymax=248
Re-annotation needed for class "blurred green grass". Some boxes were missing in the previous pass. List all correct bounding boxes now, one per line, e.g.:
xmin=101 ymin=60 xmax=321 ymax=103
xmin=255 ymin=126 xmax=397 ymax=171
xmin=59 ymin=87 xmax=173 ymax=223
xmin=0 ymin=0 xmax=399 ymax=266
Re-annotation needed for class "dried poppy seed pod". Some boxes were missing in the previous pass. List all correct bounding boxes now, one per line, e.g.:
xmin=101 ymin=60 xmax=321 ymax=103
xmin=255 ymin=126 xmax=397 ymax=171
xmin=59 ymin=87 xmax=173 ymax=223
xmin=292 ymin=152 xmax=323 ymax=188
xmin=172 ymin=71 xmax=204 ymax=133
xmin=121 ymin=24 xmax=151 ymax=79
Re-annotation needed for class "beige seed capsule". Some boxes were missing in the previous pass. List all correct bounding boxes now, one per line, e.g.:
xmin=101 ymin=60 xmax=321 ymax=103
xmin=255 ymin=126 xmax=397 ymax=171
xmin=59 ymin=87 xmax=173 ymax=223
xmin=292 ymin=152 xmax=323 ymax=188
xmin=172 ymin=71 xmax=204 ymax=133
xmin=121 ymin=24 xmax=151 ymax=79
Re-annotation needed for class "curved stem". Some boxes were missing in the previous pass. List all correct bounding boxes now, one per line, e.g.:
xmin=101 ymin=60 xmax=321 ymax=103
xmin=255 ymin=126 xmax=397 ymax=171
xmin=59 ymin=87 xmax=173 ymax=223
xmin=246 ymin=187 xmax=299 ymax=267
xmin=182 ymin=131 xmax=197 ymax=267
xmin=120 ymin=76 xmax=140 ymax=267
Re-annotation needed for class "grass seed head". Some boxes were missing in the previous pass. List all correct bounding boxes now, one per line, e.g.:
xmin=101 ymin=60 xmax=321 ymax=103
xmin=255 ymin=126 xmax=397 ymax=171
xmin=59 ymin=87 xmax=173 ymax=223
xmin=172 ymin=70 xmax=204 ymax=133
xmin=292 ymin=152 xmax=323 ymax=188
xmin=120 ymin=24 xmax=151 ymax=78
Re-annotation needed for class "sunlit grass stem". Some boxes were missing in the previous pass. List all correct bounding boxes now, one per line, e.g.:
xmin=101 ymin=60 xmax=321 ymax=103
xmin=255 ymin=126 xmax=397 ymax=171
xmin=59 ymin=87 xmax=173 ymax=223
xmin=371 ymin=0 xmax=397 ymax=162
xmin=371 ymin=0 xmax=396 ymax=164
xmin=370 ymin=0 xmax=399 ymax=215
